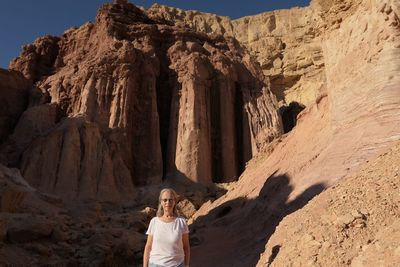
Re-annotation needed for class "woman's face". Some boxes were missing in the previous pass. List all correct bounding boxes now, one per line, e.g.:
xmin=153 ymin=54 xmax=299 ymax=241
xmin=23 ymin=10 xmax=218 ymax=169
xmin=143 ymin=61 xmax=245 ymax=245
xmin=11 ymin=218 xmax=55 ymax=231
xmin=161 ymin=191 xmax=176 ymax=212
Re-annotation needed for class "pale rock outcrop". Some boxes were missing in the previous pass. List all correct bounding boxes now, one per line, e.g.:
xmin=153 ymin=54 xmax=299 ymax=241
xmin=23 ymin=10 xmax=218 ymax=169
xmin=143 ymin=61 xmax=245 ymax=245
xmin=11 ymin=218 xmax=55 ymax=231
xmin=146 ymin=4 xmax=326 ymax=108
xmin=146 ymin=4 xmax=234 ymax=37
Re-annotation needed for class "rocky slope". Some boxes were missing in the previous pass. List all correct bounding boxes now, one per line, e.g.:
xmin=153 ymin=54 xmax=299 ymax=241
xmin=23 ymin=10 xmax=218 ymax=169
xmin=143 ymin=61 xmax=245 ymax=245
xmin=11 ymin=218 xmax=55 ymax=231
xmin=0 ymin=163 xmax=156 ymax=266
xmin=257 ymin=142 xmax=400 ymax=267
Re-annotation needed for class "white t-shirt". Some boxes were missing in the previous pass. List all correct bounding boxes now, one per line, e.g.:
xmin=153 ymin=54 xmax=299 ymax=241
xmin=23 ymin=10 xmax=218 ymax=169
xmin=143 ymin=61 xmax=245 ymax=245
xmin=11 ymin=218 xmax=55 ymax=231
xmin=146 ymin=216 xmax=189 ymax=267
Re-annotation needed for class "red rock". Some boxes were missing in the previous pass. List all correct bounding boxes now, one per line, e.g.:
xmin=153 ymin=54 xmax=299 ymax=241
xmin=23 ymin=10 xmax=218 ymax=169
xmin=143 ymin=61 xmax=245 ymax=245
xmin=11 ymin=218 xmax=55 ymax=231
xmin=0 ymin=69 xmax=30 ymax=145
xmin=7 ymin=1 xmax=281 ymax=195
xmin=6 ymin=215 xmax=54 ymax=243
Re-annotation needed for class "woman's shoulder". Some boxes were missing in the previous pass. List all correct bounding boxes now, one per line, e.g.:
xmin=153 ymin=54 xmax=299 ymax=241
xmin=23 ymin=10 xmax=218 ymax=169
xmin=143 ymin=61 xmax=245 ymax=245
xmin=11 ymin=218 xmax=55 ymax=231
xmin=149 ymin=216 xmax=159 ymax=223
xmin=176 ymin=216 xmax=188 ymax=223
xmin=150 ymin=216 xmax=187 ymax=224
xmin=176 ymin=216 xmax=189 ymax=233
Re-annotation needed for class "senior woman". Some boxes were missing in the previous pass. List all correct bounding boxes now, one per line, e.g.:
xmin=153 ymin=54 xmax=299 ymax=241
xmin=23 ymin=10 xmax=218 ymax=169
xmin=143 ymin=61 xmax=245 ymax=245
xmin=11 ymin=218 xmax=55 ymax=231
xmin=143 ymin=188 xmax=190 ymax=267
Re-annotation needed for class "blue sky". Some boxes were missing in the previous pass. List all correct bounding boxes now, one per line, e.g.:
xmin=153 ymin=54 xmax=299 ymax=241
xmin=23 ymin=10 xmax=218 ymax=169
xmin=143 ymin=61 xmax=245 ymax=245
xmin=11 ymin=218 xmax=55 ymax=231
xmin=0 ymin=0 xmax=310 ymax=69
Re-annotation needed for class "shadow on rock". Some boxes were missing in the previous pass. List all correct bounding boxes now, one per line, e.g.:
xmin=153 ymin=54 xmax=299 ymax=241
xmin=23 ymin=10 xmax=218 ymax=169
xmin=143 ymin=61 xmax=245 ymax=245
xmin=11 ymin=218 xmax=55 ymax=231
xmin=190 ymin=171 xmax=325 ymax=267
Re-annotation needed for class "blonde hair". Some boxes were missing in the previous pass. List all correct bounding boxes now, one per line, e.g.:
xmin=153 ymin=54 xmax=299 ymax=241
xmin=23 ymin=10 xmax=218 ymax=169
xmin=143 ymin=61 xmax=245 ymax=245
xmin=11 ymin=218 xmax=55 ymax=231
xmin=157 ymin=188 xmax=179 ymax=217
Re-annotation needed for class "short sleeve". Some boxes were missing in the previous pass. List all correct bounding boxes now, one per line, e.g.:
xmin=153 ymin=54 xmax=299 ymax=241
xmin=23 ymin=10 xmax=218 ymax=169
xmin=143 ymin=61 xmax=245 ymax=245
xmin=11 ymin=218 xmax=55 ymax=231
xmin=146 ymin=217 xmax=156 ymax=235
xmin=180 ymin=217 xmax=189 ymax=234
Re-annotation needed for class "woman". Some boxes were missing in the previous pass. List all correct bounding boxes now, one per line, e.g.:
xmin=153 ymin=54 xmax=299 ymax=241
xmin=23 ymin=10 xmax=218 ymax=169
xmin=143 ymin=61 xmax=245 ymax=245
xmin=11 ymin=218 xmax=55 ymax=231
xmin=143 ymin=188 xmax=190 ymax=267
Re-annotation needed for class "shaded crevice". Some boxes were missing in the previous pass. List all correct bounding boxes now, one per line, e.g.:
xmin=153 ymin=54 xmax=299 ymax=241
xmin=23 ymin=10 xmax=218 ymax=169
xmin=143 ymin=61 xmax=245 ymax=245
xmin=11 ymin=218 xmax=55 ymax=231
xmin=209 ymin=80 xmax=250 ymax=183
xmin=210 ymin=80 xmax=223 ymax=183
xmin=279 ymin=101 xmax=305 ymax=133
xmin=53 ymin=130 xmax=66 ymax=190
xmin=267 ymin=245 xmax=281 ymax=266
xmin=190 ymin=173 xmax=326 ymax=266
xmin=270 ymin=74 xmax=301 ymax=102
xmin=234 ymin=82 xmax=246 ymax=177
xmin=216 ymin=206 xmax=232 ymax=218
xmin=77 ymin=125 xmax=86 ymax=195
xmin=156 ymin=55 xmax=175 ymax=180
xmin=32 ymin=37 xmax=61 ymax=83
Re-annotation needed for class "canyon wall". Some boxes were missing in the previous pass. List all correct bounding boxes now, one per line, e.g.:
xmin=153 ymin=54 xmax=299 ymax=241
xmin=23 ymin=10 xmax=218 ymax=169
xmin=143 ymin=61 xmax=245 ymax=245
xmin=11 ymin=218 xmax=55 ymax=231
xmin=147 ymin=3 xmax=327 ymax=108
xmin=160 ymin=0 xmax=399 ymax=265
xmin=0 ymin=70 xmax=30 ymax=144
xmin=1 ymin=0 xmax=399 ymax=265
xmin=1 ymin=1 xmax=281 ymax=200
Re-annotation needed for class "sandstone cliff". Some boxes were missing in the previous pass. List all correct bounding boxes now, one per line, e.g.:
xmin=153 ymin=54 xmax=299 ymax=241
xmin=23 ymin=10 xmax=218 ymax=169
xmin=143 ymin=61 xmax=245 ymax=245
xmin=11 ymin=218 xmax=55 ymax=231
xmin=147 ymin=3 xmax=326 ymax=108
xmin=163 ymin=0 xmax=400 ymax=266
xmin=0 ymin=0 xmax=399 ymax=266
xmin=0 ymin=70 xmax=30 ymax=144
xmin=2 ymin=1 xmax=281 ymax=200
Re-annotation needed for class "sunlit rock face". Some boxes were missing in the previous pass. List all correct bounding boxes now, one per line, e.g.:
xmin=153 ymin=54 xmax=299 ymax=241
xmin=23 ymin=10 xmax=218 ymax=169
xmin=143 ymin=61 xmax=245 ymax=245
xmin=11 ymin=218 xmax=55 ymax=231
xmin=147 ymin=0 xmax=365 ymax=108
xmin=0 ymin=0 xmax=399 ymax=266
xmin=4 ymin=1 xmax=281 ymax=200
xmin=146 ymin=1 xmax=400 ymax=266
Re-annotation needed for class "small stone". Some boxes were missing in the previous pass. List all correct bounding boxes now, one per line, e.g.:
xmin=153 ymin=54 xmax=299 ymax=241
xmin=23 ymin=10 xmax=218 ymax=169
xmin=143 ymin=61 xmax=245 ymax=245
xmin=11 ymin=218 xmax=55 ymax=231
xmin=321 ymin=241 xmax=331 ymax=249
xmin=384 ymin=5 xmax=392 ymax=14
xmin=306 ymin=259 xmax=316 ymax=266
xmin=354 ymin=222 xmax=366 ymax=228
xmin=360 ymin=209 xmax=369 ymax=216
xmin=51 ymin=227 xmax=68 ymax=241
xmin=337 ymin=214 xmax=354 ymax=225
xmin=378 ymin=3 xmax=386 ymax=13
xmin=273 ymin=57 xmax=283 ymax=69
xmin=351 ymin=210 xmax=363 ymax=219
xmin=309 ymin=240 xmax=322 ymax=248
xmin=302 ymin=234 xmax=315 ymax=243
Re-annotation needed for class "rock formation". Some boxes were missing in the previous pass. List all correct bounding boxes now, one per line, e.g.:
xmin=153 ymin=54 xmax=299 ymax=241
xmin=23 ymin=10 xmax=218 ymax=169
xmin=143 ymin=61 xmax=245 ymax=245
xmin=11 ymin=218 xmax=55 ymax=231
xmin=257 ymin=142 xmax=400 ymax=267
xmin=3 ymin=1 xmax=281 ymax=200
xmin=0 ymin=70 xmax=30 ymax=144
xmin=1 ymin=0 xmax=400 ymax=266
xmin=147 ymin=2 xmax=327 ymax=108
xmin=0 ymin=163 xmax=156 ymax=266
xmin=150 ymin=0 xmax=399 ymax=266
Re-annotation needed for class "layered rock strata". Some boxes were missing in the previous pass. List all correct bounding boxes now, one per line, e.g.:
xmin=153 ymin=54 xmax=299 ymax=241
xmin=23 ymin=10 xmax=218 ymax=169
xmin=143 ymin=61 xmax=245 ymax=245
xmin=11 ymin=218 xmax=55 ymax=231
xmin=4 ymin=1 xmax=281 ymax=199
xmin=182 ymin=0 xmax=400 ymax=265
xmin=146 ymin=3 xmax=326 ymax=108
xmin=2 ymin=0 xmax=399 ymax=265
xmin=147 ymin=0 xmax=366 ymax=108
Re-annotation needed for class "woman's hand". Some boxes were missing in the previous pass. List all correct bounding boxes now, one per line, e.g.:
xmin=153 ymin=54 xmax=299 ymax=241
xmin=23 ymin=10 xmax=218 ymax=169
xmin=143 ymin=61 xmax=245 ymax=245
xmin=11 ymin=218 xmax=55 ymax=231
xmin=143 ymin=235 xmax=153 ymax=267
xmin=182 ymin=233 xmax=190 ymax=267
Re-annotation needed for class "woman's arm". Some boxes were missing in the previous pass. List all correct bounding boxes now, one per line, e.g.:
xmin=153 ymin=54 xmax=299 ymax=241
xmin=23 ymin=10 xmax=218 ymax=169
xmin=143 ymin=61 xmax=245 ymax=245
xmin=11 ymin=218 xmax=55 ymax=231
xmin=182 ymin=233 xmax=190 ymax=267
xmin=143 ymin=235 xmax=153 ymax=267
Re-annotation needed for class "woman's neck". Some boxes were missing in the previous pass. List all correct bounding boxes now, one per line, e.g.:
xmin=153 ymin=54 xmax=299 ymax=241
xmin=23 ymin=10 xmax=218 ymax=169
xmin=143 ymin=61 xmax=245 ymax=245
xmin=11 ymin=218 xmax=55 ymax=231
xmin=163 ymin=211 xmax=174 ymax=218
